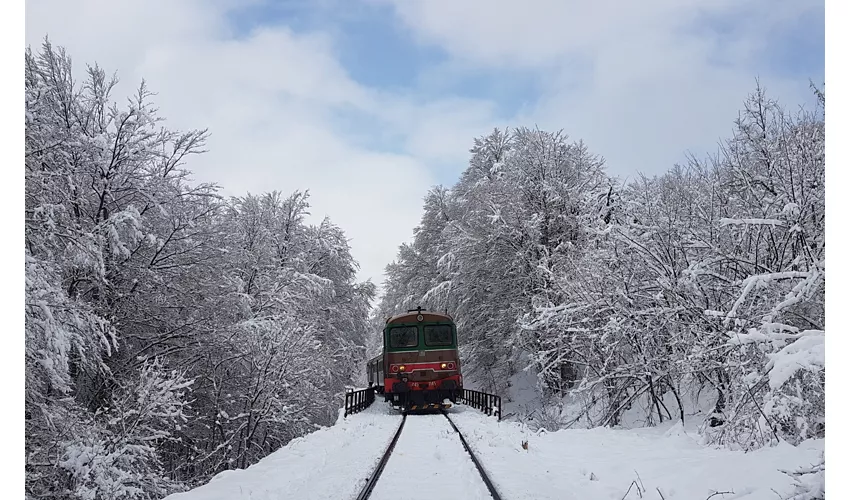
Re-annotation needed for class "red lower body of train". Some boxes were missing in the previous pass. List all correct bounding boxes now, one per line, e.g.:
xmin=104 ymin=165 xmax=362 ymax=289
xmin=368 ymin=351 xmax=462 ymax=410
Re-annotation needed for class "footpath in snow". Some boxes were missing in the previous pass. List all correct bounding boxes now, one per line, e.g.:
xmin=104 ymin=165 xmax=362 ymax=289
xmin=166 ymin=402 xmax=823 ymax=500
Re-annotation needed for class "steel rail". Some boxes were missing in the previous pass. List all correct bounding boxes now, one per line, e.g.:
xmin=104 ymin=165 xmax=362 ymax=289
xmin=355 ymin=414 xmax=407 ymax=500
xmin=442 ymin=410 xmax=504 ymax=500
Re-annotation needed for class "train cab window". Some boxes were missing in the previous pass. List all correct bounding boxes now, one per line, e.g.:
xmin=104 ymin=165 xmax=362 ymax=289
xmin=388 ymin=326 xmax=419 ymax=348
xmin=423 ymin=325 xmax=453 ymax=346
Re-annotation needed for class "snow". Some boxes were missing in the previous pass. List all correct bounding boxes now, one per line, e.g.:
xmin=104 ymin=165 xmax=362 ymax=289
xmin=369 ymin=413 xmax=492 ymax=500
xmin=448 ymin=405 xmax=823 ymax=500
xmin=162 ymin=403 xmax=402 ymax=500
xmin=719 ymin=218 xmax=786 ymax=226
xmin=725 ymin=327 xmax=825 ymax=390
xmin=766 ymin=330 xmax=825 ymax=390
xmin=167 ymin=402 xmax=824 ymax=500
xmin=500 ymin=356 xmax=545 ymax=421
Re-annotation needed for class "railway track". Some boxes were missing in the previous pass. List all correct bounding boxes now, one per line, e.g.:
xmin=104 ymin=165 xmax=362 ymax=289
xmin=355 ymin=409 xmax=503 ymax=500
xmin=440 ymin=410 xmax=502 ymax=499
xmin=354 ymin=414 xmax=407 ymax=500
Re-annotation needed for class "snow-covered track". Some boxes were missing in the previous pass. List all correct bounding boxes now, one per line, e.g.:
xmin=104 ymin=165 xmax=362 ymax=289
xmin=441 ymin=410 xmax=504 ymax=500
xmin=356 ymin=409 xmax=503 ymax=500
xmin=355 ymin=414 xmax=407 ymax=500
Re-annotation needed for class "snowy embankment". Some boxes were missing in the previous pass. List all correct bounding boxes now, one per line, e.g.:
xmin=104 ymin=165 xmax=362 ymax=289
xmin=163 ymin=403 xmax=401 ymax=500
xmin=167 ymin=402 xmax=823 ymax=500
xmin=449 ymin=405 xmax=823 ymax=500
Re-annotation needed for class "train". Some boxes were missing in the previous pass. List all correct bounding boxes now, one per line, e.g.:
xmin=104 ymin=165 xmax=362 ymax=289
xmin=367 ymin=307 xmax=463 ymax=411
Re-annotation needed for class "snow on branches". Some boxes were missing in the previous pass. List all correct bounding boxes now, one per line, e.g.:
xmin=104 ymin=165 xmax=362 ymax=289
xmin=25 ymin=40 xmax=375 ymax=499
xmin=377 ymin=83 xmax=824 ymax=460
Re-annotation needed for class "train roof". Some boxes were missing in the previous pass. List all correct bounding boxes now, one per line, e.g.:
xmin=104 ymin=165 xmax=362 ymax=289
xmin=385 ymin=307 xmax=454 ymax=325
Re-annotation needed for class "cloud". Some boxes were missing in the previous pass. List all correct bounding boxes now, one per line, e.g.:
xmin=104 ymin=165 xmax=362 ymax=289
xmin=378 ymin=0 xmax=824 ymax=178
xmin=25 ymin=0 xmax=504 ymax=290
xmin=26 ymin=0 xmax=823 ymax=291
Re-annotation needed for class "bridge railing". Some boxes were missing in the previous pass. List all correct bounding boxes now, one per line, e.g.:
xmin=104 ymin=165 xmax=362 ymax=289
xmin=344 ymin=386 xmax=375 ymax=417
xmin=459 ymin=388 xmax=501 ymax=420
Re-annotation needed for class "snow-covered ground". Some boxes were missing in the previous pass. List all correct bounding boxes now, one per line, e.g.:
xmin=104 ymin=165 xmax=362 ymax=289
xmin=449 ymin=405 xmax=823 ymax=500
xmin=165 ymin=401 xmax=823 ymax=500
xmin=163 ymin=403 xmax=402 ymax=500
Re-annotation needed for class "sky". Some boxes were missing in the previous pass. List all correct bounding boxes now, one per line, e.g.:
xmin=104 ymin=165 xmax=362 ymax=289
xmin=24 ymin=0 xmax=825 ymax=291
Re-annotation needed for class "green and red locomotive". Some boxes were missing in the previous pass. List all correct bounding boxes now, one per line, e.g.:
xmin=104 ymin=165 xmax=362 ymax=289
xmin=367 ymin=307 xmax=462 ymax=411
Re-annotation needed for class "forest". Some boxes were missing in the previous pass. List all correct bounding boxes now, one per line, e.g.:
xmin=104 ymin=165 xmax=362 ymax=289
xmin=25 ymin=40 xmax=824 ymax=499
xmin=25 ymin=41 xmax=375 ymax=498
xmin=375 ymin=94 xmax=824 ymax=446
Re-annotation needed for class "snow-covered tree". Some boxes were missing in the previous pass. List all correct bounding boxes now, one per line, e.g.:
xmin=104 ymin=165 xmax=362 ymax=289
xmin=25 ymin=40 xmax=375 ymax=497
xmin=377 ymin=85 xmax=824 ymax=459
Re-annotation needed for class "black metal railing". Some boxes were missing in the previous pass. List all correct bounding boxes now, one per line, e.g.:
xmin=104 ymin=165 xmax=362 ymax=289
xmin=459 ymin=388 xmax=501 ymax=420
xmin=344 ymin=387 xmax=375 ymax=417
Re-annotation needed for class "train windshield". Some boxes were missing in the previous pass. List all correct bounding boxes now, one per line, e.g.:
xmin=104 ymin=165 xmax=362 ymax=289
xmin=423 ymin=324 xmax=453 ymax=346
xmin=388 ymin=326 xmax=419 ymax=348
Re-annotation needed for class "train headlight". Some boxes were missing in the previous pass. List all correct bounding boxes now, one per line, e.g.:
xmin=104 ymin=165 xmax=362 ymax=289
xmin=447 ymin=362 xmax=455 ymax=370
xmin=390 ymin=365 xmax=399 ymax=373
xmin=399 ymin=365 xmax=406 ymax=372
xmin=441 ymin=363 xmax=447 ymax=369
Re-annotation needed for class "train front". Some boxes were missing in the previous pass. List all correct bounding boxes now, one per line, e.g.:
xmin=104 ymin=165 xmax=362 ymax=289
xmin=383 ymin=310 xmax=462 ymax=411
